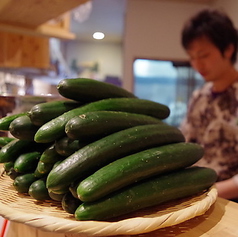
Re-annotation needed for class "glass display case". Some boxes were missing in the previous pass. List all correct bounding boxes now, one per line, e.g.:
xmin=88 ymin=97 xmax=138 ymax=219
xmin=133 ymin=59 xmax=204 ymax=127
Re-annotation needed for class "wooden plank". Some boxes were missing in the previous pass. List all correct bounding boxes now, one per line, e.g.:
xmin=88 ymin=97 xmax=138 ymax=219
xmin=0 ymin=22 xmax=76 ymax=40
xmin=0 ymin=32 xmax=22 ymax=67
xmin=0 ymin=0 xmax=89 ymax=28
xmin=0 ymin=32 xmax=7 ymax=66
xmin=21 ymin=35 xmax=50 ymax=69
xmin=0 ymin=32 xmax=50 ymax=69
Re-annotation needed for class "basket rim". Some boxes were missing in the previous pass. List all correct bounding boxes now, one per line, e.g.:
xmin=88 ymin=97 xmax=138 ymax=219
xmin=0 ymin=167 xmax=217 ymax=236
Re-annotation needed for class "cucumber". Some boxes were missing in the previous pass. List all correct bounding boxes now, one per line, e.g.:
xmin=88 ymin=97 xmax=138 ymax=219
xmin=34 ymin=167 xmax=45 ymax=178
xmin=55 ymin=137 xmax=87 ymax=157
xmin=50 ymin=186 xmax=70 ymax=195
xmin=48 ymin=191 xmax=65 ymax=201
xmin=34 ymin=161 xmax=55 ymax=177
xmin=34 ymin=98 xmax=170 ymax=143
xmin=7 ymin=167 xmax=20 ymax=180
xmin=53 ymin=160 xmax=62 ymax=168
xmin=0 ymin=137 xmax=15 ymax=147
xmin=0 ymin=139 xmax=35 ymax=163
xmin=14 ymin=151 xmax=41 ymax=173
xmin=69 ymin=180 xmax=81 ymax=199
xmin=46 ymin=124 xmax=185 ymax=193
xmin=28 ymin=178 xmax=51 ymax=201
xmin=57 ymin=78 xmax=136 ymax=102
xmin=61 ymin=192 xmax=82 ymax=214
xmin=3 ymin=161 xmax=14 ymax=172
xmin=65 ymin=111 xmax=164 ymax=141
xmin=13 ymin=173 xmax=37 ymax=193
xmin=75 ymin=166 xmax=217 ymax=221
xmin=9 ymin=115 xmax=40 ymax=141
xmin=77 ymin=142 xmax=204 ymax=202
xmin=28 ymin=100 xmax=83 ymax=126
xmin=40 ymin=144 xmax=64 ymax=163
xmin=0 ymin=112 xmax=26 ymax=131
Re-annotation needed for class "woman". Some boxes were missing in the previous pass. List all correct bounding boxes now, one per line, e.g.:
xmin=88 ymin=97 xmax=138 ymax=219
xmin=180 ymin=8 xmax=238 ymax=200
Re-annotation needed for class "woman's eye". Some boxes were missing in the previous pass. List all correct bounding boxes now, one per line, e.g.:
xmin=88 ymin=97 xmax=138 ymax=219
xmin=199 ymin=53 xmax=209 ymax=59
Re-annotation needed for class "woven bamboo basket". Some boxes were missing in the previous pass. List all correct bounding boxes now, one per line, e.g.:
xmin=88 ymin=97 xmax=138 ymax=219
xmin=0 ymin=166 xmax=217 ymax=236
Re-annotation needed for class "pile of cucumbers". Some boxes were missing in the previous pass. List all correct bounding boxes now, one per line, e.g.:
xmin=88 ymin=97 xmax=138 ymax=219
xmin=0 ymin=78 xmax=217 ymax=221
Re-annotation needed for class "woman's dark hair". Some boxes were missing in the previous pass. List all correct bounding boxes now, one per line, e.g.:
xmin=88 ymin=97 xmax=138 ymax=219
xmin=181 ymin=9 xmax=238 ymax=63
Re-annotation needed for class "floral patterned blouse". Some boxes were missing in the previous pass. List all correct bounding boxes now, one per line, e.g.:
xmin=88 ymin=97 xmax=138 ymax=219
xmin=180 ymin=81 xmax=238 ymax=181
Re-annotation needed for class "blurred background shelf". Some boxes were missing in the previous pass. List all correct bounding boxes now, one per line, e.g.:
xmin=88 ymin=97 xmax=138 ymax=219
xmin=0 ymin=0 xmax=89 ymax=39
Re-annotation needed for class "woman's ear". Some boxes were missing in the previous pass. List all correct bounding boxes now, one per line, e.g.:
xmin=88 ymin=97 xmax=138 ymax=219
xmin=224 ymin=44 xmax=235 ymax=60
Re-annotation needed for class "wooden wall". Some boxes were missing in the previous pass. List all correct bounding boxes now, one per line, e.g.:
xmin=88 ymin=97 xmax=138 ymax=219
xmin=0 ymin=32 xmax=50 ymax=69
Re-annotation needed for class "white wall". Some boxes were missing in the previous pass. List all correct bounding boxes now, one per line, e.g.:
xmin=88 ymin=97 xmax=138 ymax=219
xmin=123 ymin=0 xmax=238 ymax=92
xmin=123 ymin=0 xmax=211 ymax=92
xmin=212 ymin=0 xmax=238 ymax=25
xmin=64 ymin=0 xmax=238 ymax=92
xmin=64 ymin=40 xmax=122 ymax=81
xmin=212 ymin=0 xmax=238 ymax=70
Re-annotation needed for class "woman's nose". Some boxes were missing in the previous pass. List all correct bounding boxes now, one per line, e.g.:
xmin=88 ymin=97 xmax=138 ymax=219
xmin=191 ymin=59 xmax=204 ymax=71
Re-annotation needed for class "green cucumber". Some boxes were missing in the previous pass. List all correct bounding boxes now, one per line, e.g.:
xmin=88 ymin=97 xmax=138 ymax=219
xmin=0 ymin=137 xmax=15 ymax=147
xmin=34 ymin=98 xmax=170 ymax=143
xmin=34 ymin=167 xmax=45 ymax=178
xmin=7 ymin=167 xmax=20 ymax=180
xmin=57 ymin=78 xmax=136 ymax=102
xmin=40 ymin=144 xmax=64 ymax=163
xmin=46 ymin=124 xmax=185 ymax=193
xmin=75 ymin=166 xmax=217 ymax=221
xmin=77 ymin=142 xmax=204 ymax=202
xmin=28 ymin=100 xmax=83 ymax=126
xmin=65 ymin=111 xmax=164 ymax=141
xmin=55 ymin=137 xmax=87 ymax=157
xmin=13 ymin=173 xmax=37 ymax=193
xmin=3 ymin=161 xmax=14 ymax=172
xmin=48 ymin=191 xmax=65 ymax=202
xmin=53 ymin=160 xmax=62 ymax=168
xmin=69 ymin=180 xmax=81 ymax=199
xmin=28 ymin=178 xmax=51 ymax=201
xmin=14 ymin=151 xmax=41 ymax=173
xmin=0 ymin=139 xmax=35 ymax=163
xmin=61 ymin=192 xmax=82 ymax=214
xmin=9 ymin=115 xmax=40 ymax=141
xmin=34 ymin=161 xmax=55 ymax=177
xmin=0 ymin=112 xmax=26 ymax=131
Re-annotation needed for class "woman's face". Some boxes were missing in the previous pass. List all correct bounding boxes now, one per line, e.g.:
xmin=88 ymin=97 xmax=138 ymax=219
xmin=186 ymin=36 xmax=233 ymax=82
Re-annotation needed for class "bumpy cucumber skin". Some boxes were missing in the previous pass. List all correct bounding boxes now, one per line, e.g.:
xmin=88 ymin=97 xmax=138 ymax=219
xmin=75 ymin=167 xmax=217 ymax=221
xmin=65 ymin=111 xmax=164 ymax=141
xmin=28 ymin=100 xmax=83 ymax=126
xmin=14 ymin=151 xmax=41 ymax=173
xmin=57 ymin=78 xmax=137 ymax=102
xmin=46 ymin=124 xmax=185 ymax=193
xmin=34 ymin=98 xmax=170 ymax=143
xmin=0 ymin=112 xmax=26 ymax=131
xmin=77 ymin=142 xmax=204 ymax=202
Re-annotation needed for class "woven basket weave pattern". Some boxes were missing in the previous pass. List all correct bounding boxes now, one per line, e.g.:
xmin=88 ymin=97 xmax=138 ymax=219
xmin=0 ymin=166 xmax=217 ymax=236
